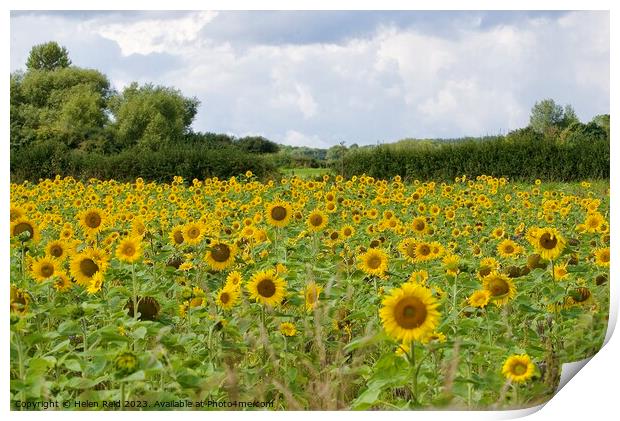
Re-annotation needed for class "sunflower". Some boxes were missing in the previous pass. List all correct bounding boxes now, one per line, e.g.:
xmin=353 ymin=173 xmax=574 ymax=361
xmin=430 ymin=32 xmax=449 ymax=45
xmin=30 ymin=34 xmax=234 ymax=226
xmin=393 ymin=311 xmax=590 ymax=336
xmin=420 ymin=330 xmax=447 ymax=345
xmin=407 ymin=270 xmax=429 ymax=286
xmin=183 ymin=222 xmax=205 ymax=246
xmin=247 ymin=269 xmax=287 ymax=306
xmin=10 ymin=217 xmax=40 ymax=242
xmin=304 ymin=282 xmax=323 ymax=312
xmin=266 ymin=201 xmax=293 ymax=228
xmin=380 ymin=283 xmax=441 ymax=343
xmin=478 ymin=257 xmax=500 ymax=279
xmin=442 ymin=254 xmax=460 ymax=276
xmin=53 ymin=272 xmax=73 ymax=292
xmin=553 ymin=262 xmax=570 ymax=280
xmin=116 ymin=236 xmax=143 ymax=263
xmin=215 ymin=286 xmax=239 ymax=310
xmin=225 ymin=270 xmax=243 ymax=290
xmin=79 ymin=208 xmax=106 ymax=236
xmin=535 ymin=227 xmax=566 ymax=260
xmin=340 ymin=224 xmax=355 ymax=239
xmin=204 ymin=241 xmax=237 ymax=271
xmin=87 ymin=271 xmax=104 ymax=295
xmin=414 ymin=242 xmax=434 ymax=262
xmin=398 ymin=238 xmax=417 ymax=264
xmin=10 ymin=205 xmax=25 ymax=222
xmin=10 ymin=285 xmax=31 ymax=314
xmin=594 ymin=247 xmax=610 ymax=267
xmin=30 ymin=256 xmax=60 ymax=282
xmin=502 ymin=354 xmax=536 ymax=383
xmin=169 ymin=224 xmax=185 ymax=246
xmin=358 ymin=248 xmax=389 ymax=277
xmin=279 ymin=322 xmax=297 ymax=337
xmin=45 ymin=240 xmax=70 ymax=261
xmin=482 ymin=271 xmax=516 ymax=307
xmin=411 ymin=216 xmax=428 ymax=235
xmin=468 ymin=290 xmax=491 ymax=308
xmin=307 ymin=209 xmax=328 ymax=232
xmin=584 ymin=212 xmax=605 ymax=233
xmin=497 ymin=239 xmax=522 ymax=259
xmin=70 ymin=248 xmax=106 ymax=286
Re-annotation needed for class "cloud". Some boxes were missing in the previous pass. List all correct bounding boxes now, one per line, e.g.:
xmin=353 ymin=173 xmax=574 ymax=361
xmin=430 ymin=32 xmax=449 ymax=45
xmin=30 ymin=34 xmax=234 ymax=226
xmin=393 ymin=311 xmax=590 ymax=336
xmin=10 ymin=11 xmax=609 ymax=147
xmin=93 ymin=11 xmax=218 ymax=56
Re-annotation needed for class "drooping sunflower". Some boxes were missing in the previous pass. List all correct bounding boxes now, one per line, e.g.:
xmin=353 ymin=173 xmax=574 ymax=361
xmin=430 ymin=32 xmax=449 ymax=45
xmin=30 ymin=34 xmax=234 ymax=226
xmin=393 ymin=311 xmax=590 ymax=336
xmin=10 ymin=217 xmax=40 ymax=242
xmin=247 ymin=269 xmax=287 ymax=307
xmin=442 ymin=254 xmax=460 ymax=276
xmin=266 ymin=201 xmax=293 ymax=228
xmin=497 ymin=239 xmax=522 ymax=259
xmin=535 ymin=227 xmax=566 ymax=260
xmin=501 ymin=354 xmax=536 ymax=383
xmin=482 ymin=271 xmax=517 ymax=307
xmin=307 ymin=209 xmax=328 ymax=232
xmin=30 ymin=256 xmax=60 ymax=283
xmin=169 ymin=224 xmax=185 ymax=246
xmin=358 ymin=248 xmax=389 ymax=277
xmin=398 ymin=238 xmax=417 ymax=264
xmin=183 ymin=222 xmax=205 ymax=246
xmin=215 ymin=286 xmax=239 ymax=310
xmin=70 ymin=248 xmax=107 ymax=286
xmin=379 ymin=283 xmax=441 ymax=343
xmin=53 ymin=272 xmax=73 ymax=292
xmin=594 ymin=247 xmax=610 ymax=267
xmin=45 ymin=239 xmax=70 ymax=261
xmin=10 ymin=285 xmax=31 ymax=314
xmin=468 ymin=290 xmax=491 ymax=308
xmin=304 ymin=282 xmax=323 ymax=312
xmin=204 ymin=241 xmax=237 ymax=271
xmin=116 ymin=236 xmax=143 ymax=263
xmin=79 ymin=208 xmax=106 ymax=236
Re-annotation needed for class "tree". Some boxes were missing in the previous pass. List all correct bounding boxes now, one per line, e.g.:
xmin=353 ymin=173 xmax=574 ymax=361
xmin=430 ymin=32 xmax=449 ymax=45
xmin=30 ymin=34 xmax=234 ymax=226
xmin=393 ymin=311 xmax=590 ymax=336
xmin=592 ymin=114 xmax=610 ymax=138
xmin=529 ymin=99 xmax=564 ymax=134
xmin=109 ymin=83 xmax=199 ymax=150
xmin=562 ymin=104 xmax=579 ymax=127
xmin=235 ymin=136 xmax=280 ymax=154
xmin=26 ymin=41 xmax=71 ymax=71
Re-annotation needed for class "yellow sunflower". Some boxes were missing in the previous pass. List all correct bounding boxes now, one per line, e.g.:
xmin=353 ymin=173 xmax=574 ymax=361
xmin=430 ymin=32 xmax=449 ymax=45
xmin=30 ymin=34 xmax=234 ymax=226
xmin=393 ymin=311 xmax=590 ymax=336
xmin=183 ymin=222 xmax=205 ymax=246
xmin=10 ymin=217 xmax=40 ymax=242
xmin=594 ymin=247 xmax=610 ymax=267
xmin=304 ymin=282 xmax=323 ymax=312
xmin=279 ymin=322 xmax=297 ymax=337
xmin=30 ymin=256 xmax=60 ymax=282
xmin=553 ymin=262 xmax=570 ymax=280
xmin=358 ymin=248 xmax=389 ymax=277
xmin=482 ymin=271 xmax=517 ymax=307
xmin=468 ymin=290 xmax=491 ymax=308
xmin=247 ymin=269 xmax=287 ymax=306
xmin=225 ymin=270 xmax=243 ymax=290
xmin=501 ymin=354 xmax=536 ymax=383
xmin=380 ymin=283 xmax=441 ymax=343
xmin=53 ymin=272 xmax=73 ymax=292
xmin=215 ymin=286 xmax=239 ymax=310
xmin=535 ymin=227 xmax=566 ymax=260
xmin=307 ymin=209 xmax=328 ymax=232
xmin=70 ymin=248 xmax=107 ymax=286
xmin=79 ymin=208 xmax=106 ymax=236
xmin=10 ymin=285 xmax=30 ymax=314
xmin=45 ymin=240 xmax=71 ymax=261
xmin=87 ymin=271 xmax=104 ymax=295
xmin=169 ymin=224 xmax=185 ymax=246
xmin=414 ymin=242 xmax=434 ymax=262
xmin=497 ymin=239 xmax=522 ymax=259
xmin=398 ymin=238 xmax=418 ymax=264
xmin=115 ymin=236 xmax=143 ymax=263
xmin=411 ymin=216 xmax=428 ymax=235
xmin=266 ymin=201 xmax=293 ymax=228
xmin=204 ymin=241 xmax=237 ymax=271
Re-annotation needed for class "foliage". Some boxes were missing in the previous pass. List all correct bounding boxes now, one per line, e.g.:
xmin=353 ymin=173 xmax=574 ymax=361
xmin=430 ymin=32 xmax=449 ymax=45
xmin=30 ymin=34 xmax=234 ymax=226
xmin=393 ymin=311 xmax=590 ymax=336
xmin=26 ymin=41 xmax=72 ymax=71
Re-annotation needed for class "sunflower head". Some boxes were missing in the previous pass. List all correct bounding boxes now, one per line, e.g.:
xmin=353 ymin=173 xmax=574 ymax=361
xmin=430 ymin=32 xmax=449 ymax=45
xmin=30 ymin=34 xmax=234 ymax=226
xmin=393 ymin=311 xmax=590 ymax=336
xmin=247 ymin=269 xmax=287 ymax=307
xmin=116 ymin=236 xmax=143 ymax=263
xmin=11 ymin=218 xmax=40 ymax=242
xmin=304 ymin=282 xmax=323 ymax=312
xmin=502 ymin=354 xmax=536 ymax=383
xmin=482 ymin=271 xmax=517 ymax=307
xmin=125 ymin=296 xmax=160 ymax=321
xmin=594 ymin=247 xmax=610 ymax=267
xmin=358 ymin=248 xmax=389 ymax=277
xmin=379 ymin=283 xmax=441 ymax=343
xmin=205 ymin=241 xmax=237 ymax=271
xmin=307 ymin=209 xmax=328 ymax=232
xmin=535 ymin=227 xmax=566 ymax=260
xmin=79 ymin=208 xmax=105 ymax=236
xmin=266 ymin=201 xmax=293 ymax=228
xmin=279 ymin=322 xmax=297 ymax=337
xmin=215 ymin=287 xmax=239 ymax=310
xmin=30 ymin=256 xmax=60 ymax=282
xmin=468 ymin=290 xmax=491 ymax=308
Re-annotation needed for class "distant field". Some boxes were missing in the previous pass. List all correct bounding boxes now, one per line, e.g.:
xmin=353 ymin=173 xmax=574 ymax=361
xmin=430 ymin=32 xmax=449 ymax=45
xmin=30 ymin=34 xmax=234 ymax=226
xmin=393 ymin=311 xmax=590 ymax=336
xmin=280 ymin=167 xmax=333 ymax=178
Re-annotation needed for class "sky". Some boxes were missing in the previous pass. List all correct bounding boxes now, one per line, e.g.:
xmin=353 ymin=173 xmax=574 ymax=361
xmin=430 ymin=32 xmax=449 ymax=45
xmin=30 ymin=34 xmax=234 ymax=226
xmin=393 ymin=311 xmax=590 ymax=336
xmin=10 ymin=10 xmax=610 ymax=148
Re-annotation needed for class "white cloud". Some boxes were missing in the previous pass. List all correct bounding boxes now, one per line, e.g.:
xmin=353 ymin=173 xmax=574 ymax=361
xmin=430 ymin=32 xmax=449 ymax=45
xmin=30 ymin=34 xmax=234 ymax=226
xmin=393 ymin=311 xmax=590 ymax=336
xmin=283 ymin=130 xmax=330 ymax=148
xmin=93 ymin=11 xmax=218 ymax=56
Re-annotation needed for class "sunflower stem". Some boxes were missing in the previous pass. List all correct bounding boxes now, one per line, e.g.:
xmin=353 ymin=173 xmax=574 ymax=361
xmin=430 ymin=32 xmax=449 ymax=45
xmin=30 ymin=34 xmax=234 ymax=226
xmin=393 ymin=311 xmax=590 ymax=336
xmin=409 ymin=341 xmax=419 ymax=405
xmin=120 ymin=382 xmax=125 ymax=410
xmin=131 ymin=263 xmax=137 ymax=322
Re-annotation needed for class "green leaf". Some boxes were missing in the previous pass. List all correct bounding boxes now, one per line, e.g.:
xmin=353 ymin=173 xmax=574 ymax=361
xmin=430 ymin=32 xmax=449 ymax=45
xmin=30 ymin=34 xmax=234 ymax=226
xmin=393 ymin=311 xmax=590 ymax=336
xmin=63 ymin=359 xmax=82 ymax=372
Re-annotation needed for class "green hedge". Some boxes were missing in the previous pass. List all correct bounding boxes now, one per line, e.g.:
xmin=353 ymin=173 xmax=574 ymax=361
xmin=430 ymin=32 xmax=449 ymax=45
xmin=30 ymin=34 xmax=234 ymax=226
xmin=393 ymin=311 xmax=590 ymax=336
xmin=10 ymin=142 xmax=279 ymax=183
xmin=336 ymin=136 xmax=609 ymax=182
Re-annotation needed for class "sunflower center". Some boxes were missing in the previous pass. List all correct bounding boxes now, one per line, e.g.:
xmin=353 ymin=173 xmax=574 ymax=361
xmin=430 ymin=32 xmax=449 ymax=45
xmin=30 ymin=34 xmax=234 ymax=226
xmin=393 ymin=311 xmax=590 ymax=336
xmin=539 ymin=233 xmax=558 ymax=250
xmin=367 ymin=255 xmax=382 ymax=269
xmin=512 ymin=363 xmax=527 ymax=375
xmin=601 ymin=251 xmax=610 ymax=262
xmin=271 ymin=206 xmax=287 ymax=221
xmin=80 ymin=258 xmax=99 ymax=277
xmin=41 ymin=263 xmax=54 ymax=278
xmin=123 ymin=244 xmax=136 ymax=256
xmin=418 ymin=244 xmax=431 ymax=256
xmin=406 ymin=244 xmax=416 ymax=258
xmin=257 ymin=278 xmax=276 ymax=298
xmin=504 ymin=245 xmax=514 ymax=254
xmin=220 ymin=292 xmax=230 ymax=304
xmin=343 ymin=228 xmax=352 ymax=236
xmin=13 ymin=222 xmax=34 ymax=239
xmin=85 ymin=212 xmax=102 ymax=229
xmin=50 ymin=245 xmax=63 ymax=257
xmin=413 ymin=220 xmax=425 ymax=231
xmin=212 ymin=244 xmax=231 ymax=262
xmin=394 ymin=297 xmax=427 ymax=329
xmin=173 ymin=230 xmax=184 ymax=244
xmin=488 ymin=277 xmax=509 ymax=296
xmin=188 ymin=227 xmax=200 ymax=239
xmin=479 ymin=267 xmax=492 ymax=278
xmin=330 ymin=232 xmax=339 ymax=240
xmin=310 ymin=214 xmax=323 ymax=226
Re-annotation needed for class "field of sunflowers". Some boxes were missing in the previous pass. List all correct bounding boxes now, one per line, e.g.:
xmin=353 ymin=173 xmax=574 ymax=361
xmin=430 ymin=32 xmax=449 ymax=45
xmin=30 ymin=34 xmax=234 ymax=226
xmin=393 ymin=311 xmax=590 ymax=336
xmin=10 ymin=173 xmax=610 ymax=410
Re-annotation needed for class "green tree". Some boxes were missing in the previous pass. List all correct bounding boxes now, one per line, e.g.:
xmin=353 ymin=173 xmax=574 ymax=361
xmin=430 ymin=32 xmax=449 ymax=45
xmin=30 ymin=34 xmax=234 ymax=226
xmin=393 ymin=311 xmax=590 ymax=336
xmin=562 ymin=104 xmax=580 ymax=127
xmin=109 ymin=83 xmax=199 ymax=151
xmin=26 ymin=41 xmax=71 ymax=71
xmin=529 ymin=99 xmax=564 ymax=134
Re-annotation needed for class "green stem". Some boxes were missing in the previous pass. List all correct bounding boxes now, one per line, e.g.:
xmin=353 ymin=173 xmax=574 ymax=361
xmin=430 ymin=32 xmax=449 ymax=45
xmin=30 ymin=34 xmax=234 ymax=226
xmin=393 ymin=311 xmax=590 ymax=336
xmin=131 ymin=263 xmax=138 ymax=322
xmin=120 ymin=382 xmax=125 ymax=410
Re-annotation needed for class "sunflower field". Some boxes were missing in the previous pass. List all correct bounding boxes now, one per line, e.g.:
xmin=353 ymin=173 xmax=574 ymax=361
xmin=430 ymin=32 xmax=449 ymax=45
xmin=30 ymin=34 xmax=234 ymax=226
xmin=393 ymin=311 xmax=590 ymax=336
xmin=10 ymin=174 xmax=610 ymax=410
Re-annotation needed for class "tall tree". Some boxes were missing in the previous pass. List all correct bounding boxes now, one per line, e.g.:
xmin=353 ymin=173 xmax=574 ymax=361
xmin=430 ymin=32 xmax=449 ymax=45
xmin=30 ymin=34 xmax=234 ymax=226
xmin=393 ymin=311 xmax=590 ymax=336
xmin=26 ymin=41 xmax=71 ymax=71
xmin=529 ymin=99 xmax=564 ymax=134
